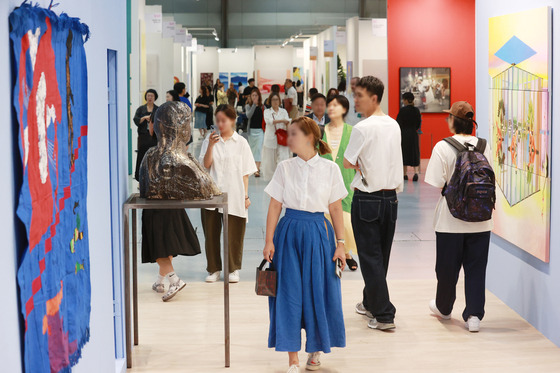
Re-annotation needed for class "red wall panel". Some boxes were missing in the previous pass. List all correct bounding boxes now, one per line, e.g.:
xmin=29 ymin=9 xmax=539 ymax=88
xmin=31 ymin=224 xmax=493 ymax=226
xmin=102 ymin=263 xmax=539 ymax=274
xmin=387 ymin=0 xmax=476 ymax=158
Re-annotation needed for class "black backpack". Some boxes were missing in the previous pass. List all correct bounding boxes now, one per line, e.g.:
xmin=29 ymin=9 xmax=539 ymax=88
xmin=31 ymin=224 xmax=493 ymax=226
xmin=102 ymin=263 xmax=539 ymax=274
xmin=442 ymin=137 xmax=496 ymax=222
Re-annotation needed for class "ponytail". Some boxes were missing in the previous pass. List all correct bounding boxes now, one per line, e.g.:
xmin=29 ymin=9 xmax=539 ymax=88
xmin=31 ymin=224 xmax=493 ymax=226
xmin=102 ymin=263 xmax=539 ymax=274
xmin=317 ymin=139 xmax=332 ymax=155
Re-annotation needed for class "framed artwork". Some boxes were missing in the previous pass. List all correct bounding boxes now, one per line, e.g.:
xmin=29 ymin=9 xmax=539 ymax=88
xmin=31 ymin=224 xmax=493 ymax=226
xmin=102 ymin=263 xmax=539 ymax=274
xmin=10 ymin=4 xmax=92 ymax=371
xmin=200 ymin=72 xmax=213 ymax=88
xmin=218 ymin=72 xmax=229 ymax=89
xmin=257 ymin=69 xmax=290 ymax=93
xmin=399 ymin=67 xmax=450 ymax=113
xmin=230 ymin=72 xmax=248 ymax=92
xmin=489 ymin=6 xmax=552 ymax=262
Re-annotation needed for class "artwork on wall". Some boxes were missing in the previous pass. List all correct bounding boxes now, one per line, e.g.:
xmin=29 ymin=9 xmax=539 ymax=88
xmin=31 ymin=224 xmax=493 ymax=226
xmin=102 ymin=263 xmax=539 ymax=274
xmin=230 ymin=72 xmax=248 ymax=92
xmin=489 ymin=6 xmax=552 ymax=262
xmin=200 ymin=72 xmax=213 ymax=88
xmin=218 ymin=72 xmax=229 ymax=89
xmin=257 ymin=69 xmax=290 ymax=93
xmin=293 ymin=67 xmax=303 ymax=85
xmin=10 ymin=4 xmax=91 ymax=372
xmin=399 ymin=67 xmax=450 ymax=113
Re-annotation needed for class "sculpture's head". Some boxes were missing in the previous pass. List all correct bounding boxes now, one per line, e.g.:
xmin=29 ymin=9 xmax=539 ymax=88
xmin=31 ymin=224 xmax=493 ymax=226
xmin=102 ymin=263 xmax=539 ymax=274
xmin=153 ymin=101 xmax=191 ymax=144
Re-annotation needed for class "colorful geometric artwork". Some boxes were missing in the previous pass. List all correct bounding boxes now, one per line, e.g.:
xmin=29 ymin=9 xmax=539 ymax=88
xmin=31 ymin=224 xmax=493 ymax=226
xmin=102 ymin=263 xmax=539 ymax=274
xmin=10 ymin=4 xmax=91 ymax=372
xmin=489 ymin=6 xmax=552 ymax=262
xmin=219 ymin=72 xmax=229 ymax=89
xmin=230 ymin=72 xmax=248 ymax=92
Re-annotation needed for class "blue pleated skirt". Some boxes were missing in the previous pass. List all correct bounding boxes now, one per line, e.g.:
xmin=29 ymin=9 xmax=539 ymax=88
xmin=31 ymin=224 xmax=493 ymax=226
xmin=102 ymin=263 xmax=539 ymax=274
xmin=268 ymin=209 xmax=346 ymax=353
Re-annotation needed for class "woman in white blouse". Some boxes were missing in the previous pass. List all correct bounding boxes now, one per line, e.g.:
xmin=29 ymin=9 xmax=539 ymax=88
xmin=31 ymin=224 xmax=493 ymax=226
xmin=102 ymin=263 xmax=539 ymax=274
xmin=199 ymin=105 xmax=258 ymax=283
xmin=264 ymin=116 xmax=347 ymax=373
xmin=261 ymin=92 xmax=291 ymax=180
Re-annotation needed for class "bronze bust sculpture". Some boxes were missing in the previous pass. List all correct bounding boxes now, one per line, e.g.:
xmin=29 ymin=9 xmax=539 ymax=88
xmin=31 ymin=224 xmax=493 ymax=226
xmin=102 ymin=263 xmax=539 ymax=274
xmin=139 ymin=101 xmax=221 ymax=200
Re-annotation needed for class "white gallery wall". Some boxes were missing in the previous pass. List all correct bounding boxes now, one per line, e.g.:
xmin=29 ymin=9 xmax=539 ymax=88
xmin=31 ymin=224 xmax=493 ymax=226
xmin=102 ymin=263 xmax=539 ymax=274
xmin=346 ymin=16 xmax=389 ymax=112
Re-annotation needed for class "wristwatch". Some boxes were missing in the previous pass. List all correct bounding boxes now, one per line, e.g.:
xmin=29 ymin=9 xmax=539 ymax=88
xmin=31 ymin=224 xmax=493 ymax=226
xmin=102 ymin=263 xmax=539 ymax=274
xmin=337 ymin=239 xmax=345 ymax=244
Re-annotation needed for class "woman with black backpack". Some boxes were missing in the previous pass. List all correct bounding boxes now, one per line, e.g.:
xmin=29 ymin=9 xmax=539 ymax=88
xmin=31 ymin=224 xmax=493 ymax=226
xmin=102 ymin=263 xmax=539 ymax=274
xmin=424 ymin=101 xmax=495 ymax=333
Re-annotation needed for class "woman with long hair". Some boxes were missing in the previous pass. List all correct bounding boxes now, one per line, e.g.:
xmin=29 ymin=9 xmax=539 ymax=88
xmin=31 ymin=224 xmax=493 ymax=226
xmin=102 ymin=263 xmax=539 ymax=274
xmin=264 ymin=116 xmax=347 ymax=373
xmin=322 ymin=95 xmax=359 ymax=271
xmin=261 ymin=92 xmax=291 ymax=180
xmin=245 ymin=87 xmax=265 ymax=177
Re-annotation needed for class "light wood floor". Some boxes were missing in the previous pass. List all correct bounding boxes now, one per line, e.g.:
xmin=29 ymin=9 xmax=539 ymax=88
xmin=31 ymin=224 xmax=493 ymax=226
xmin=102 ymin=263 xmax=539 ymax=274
xmin=129 ymin=279 xmax=560 ymax=373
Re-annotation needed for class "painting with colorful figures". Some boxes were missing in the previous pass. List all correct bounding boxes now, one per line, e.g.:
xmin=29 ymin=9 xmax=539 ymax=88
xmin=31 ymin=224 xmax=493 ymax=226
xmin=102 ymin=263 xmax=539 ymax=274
xmin=489 ymin=6 xmax=552 ymax=262
xmin=10 ymin=4 xmax=91 ymax=372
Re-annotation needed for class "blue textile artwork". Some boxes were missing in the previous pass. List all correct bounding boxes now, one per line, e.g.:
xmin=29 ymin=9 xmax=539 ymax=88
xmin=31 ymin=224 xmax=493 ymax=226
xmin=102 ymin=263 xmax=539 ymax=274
xmin=10 ymin=4 xmax=91 ymax=373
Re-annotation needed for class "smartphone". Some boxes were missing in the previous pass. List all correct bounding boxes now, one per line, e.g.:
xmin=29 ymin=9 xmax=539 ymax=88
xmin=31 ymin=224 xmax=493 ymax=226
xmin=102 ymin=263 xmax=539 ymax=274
xmin=335 ymin=259 xmax=343 ymax=279
xmin=211 ymin=125 xmax=220 ymax=136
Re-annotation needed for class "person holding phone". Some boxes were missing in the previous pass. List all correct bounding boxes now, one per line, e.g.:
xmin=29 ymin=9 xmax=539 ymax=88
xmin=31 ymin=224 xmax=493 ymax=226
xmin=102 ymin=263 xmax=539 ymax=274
xmin=199 ymin=105 xmax=257 ymax=283
xmin=263 ymin=116 xmax=347 ymax=373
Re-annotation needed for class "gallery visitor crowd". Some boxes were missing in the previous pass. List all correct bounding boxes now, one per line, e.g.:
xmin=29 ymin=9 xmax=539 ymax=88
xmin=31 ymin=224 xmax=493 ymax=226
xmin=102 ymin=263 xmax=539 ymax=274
xmin=133 ymin=74 xmax=494 ymax=373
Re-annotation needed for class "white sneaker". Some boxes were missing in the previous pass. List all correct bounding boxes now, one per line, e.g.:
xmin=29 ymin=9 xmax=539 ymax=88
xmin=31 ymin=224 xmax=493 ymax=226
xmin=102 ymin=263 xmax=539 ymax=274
xmin=355 ymin=302 xmax=374 ymax=319
xmin=429 ymin=299 xmax=451 ymax=320
xmin=152 ymin=282 xmax=165 ymax=293
xmin=228 ymin=270 xmax=240 ymax=283
xmin=162 ymin=279 xmax=186 ymax=302
xmin=287 ymin=364 xmax=299 ymax=373
xmin=205 ymin=271 xmax=221 ymax=283
xmin=466 ymin=316 xmax=480 ymax=332
xmin=355 ymin=302 xmax=366 ymax=315
xmin=306 ymin=352 xmax=321 ymax=371
xmin=368 ymin=318 xmax=396 ymax=330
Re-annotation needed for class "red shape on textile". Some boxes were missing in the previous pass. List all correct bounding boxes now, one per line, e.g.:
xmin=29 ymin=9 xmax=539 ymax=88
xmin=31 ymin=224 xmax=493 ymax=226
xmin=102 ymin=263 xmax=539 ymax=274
xmin=25 ymin=17 xmax=62 ymax=252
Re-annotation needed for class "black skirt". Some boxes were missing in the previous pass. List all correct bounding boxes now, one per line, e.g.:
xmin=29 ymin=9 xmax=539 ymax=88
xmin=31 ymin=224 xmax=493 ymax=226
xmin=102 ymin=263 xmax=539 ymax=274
xmin=141 ymin=209 xmax=201 ymax=263
xmin=401 ymin=129 xmax=420 ymax=167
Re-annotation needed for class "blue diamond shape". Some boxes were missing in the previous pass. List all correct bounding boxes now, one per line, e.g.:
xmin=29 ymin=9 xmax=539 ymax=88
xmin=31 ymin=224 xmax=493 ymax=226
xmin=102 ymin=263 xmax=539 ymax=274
xmin=494 ymin=36 xmax=537 ymax=65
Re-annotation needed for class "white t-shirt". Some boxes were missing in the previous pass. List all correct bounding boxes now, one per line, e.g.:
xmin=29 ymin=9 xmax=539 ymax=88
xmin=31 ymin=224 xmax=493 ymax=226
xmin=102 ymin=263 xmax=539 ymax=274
xmin=344 ymin=114 xmax=404 ymax=193
xmin=263 ymin=107 xmax=290 ymax=149
xmin=287 ymin=86 xmax=298 ymax=106
xmin=199 ymin=131 xmax=258 ymax=219
xmin=264 ymin=154 xmax=348 ymax=214
xmin=424 ymin=135 xmax=494 ymax=233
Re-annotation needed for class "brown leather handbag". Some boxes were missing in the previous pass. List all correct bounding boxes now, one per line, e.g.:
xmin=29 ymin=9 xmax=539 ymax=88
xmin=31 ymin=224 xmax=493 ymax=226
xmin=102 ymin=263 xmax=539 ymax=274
xmin=255 ymin=259 xmax=277 ymax=297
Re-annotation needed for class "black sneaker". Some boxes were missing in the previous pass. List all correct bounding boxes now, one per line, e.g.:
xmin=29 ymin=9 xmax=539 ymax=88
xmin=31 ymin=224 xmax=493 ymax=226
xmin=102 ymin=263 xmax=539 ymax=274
xmin=413 ymin=174 xmax=419 ymax=182
xmin=404 ymin=175 xmax=408 ymax=180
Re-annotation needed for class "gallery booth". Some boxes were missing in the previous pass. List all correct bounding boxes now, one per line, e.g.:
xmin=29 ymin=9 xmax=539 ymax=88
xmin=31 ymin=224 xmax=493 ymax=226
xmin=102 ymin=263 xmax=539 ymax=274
xmin=0 ymin=0 xmax=559 ymax=372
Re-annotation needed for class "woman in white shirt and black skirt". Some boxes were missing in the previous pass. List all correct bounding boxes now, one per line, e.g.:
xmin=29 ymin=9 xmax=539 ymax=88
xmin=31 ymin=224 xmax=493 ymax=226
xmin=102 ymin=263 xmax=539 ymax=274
xmin=264 ymin=116 xmax=347 ymax=373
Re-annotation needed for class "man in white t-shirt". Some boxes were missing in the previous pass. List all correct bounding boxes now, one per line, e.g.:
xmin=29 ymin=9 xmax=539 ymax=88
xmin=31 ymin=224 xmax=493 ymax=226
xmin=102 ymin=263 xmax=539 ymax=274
xmin=343 ymin=76 xmax=403 ymax=331
xmin=424 ymin=101 xmax=493 ymax=333
xmin=285 ymin=79 xmax=299 ymax=119
xmin=344 ymin=77 xmax=361 ymax=126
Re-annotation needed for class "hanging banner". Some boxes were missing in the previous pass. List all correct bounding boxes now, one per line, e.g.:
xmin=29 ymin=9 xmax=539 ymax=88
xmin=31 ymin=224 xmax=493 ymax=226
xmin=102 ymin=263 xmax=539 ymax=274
xmin=174 ymin=25 xmax=186 ymax=44
xmin=372 ymin=18 xmax=387 ymax=37
xmin=310 ymin=46 xmax=318 ymax=61
xmin=324 ymin=40 xmax=334 ymax=57
xmin=185 ymin=33 xmax=193 ymax=47
xmin=10 ymin=4 xmax=91 ymax=372
xmin=163 ymin=20 xmax=176 ymax=38
xmin=335 ymin=30 xmax=346 ymax=45
xmin=145 ymin=11 xmax=162 ymax=34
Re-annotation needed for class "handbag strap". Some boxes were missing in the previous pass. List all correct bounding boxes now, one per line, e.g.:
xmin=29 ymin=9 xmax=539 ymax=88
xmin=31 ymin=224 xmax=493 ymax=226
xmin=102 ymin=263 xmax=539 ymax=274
xmin=258 ymin=259 xmax=274 ymax=270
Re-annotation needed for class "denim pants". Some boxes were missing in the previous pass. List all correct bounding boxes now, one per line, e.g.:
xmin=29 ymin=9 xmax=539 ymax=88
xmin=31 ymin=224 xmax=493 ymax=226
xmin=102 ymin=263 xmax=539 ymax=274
xmin=351 ymin=190 xmax=398 ymax=323
xmin=435 ymin=231 xmax=491 ymax=321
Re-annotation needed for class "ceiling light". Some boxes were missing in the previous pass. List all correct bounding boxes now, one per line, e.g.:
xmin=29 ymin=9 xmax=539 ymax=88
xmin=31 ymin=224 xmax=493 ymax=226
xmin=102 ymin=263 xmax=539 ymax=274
xmin=217 ymin=48 xmax=221 ymax=53
xmin=215 ymin=36 xmax=219 ymax=41
xmin=234 ymin=48 xmax=238 ymax=53
xmin=212 ymin=30 xmax=217 ymax=36
xmin=289 ymin=37 xmax=294 ymax=42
